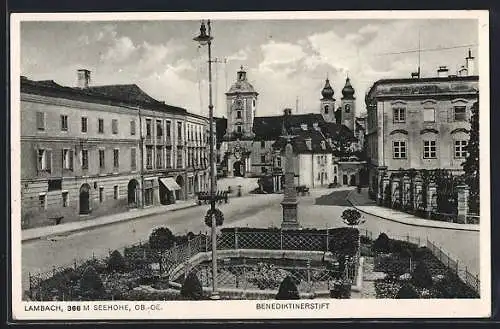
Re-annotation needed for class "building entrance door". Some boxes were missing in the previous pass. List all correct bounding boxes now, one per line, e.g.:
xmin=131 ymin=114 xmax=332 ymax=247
xmin=233 ymin=161 xmax=243 ymax=177
xmin=79 ymin=184 xmax=91 ymax=214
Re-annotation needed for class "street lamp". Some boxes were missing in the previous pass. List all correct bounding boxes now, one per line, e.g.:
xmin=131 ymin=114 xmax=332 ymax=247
xmin=194 ymin=19 xmax=219 ymax=300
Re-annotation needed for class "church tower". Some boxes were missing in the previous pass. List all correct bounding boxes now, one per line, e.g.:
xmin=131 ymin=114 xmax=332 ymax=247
xmin=224 ymin=66 xmax=258 ymax=141
xmin=340 ymin=76 xmax=355 ymax=131
xmin=223 ymin=66 xmax=258 ymax=177
xmin=320 ymin=77 xmax=336 ymax=122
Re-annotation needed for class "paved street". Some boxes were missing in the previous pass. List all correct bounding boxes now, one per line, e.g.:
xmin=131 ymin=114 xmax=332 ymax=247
xmin=22 ymin=187 xmax=479 ymax=291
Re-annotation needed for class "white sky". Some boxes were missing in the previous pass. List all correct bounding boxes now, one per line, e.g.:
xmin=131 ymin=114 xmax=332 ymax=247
xmin=21 ymin=18 xmax=478 ymax=118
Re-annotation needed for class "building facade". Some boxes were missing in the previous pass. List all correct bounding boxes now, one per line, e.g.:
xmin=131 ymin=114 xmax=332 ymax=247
xmin=20 ymin=70 xmax=209 ymax=228
xmin=218 ymin=68 xmax=366 ymax=190
xmin=365 ymin=51 xmax=479 ymax=202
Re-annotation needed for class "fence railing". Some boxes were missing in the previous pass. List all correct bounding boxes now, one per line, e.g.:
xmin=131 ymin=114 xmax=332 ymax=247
xmin=426 ymin=239 xmax=480 ymax=295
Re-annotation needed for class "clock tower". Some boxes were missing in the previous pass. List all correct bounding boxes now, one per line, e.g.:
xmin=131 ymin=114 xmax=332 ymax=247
xmin=223 ymin=66 xmax=259 ymax=177
xmin=341 ymin=76 xmax=355 ymax=131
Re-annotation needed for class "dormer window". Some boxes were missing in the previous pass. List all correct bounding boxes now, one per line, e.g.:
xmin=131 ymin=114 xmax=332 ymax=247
xmin=321 ymin=141 xmax=326 ymax=150
xmin=301 ymin=124 xmax=308 ymax=130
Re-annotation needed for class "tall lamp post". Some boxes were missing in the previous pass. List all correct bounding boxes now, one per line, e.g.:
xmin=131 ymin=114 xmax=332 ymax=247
xmin=194 ymin=19 xmax=219 ymax=300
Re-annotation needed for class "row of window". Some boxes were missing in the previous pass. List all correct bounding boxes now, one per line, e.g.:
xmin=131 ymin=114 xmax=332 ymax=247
xmin=36 ymin=146 xmax=201 ymax=173
xmin=392 ymin=106 xmax=467 ymax=123
xmin=38 ymin=185 xmax=120 ymax=210
xmin=392 ymin=140 xmax=468 ymax=159
xmin=36 ymin=112 xmax=206 ymax=143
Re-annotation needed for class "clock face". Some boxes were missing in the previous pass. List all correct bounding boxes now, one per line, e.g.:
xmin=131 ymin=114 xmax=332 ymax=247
xmin=235 ymin=99 xmax=243 ymax=106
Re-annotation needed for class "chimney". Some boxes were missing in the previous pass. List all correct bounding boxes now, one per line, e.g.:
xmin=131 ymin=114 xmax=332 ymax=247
xmin=437 ymin=66 xmax=449 ymax=78
xmin=466 ymin=48 xmax=475 ymax=76
xmin=77 ymin=69 xmax=91 ymax=89
xmin=457 ymin=65 xmax=468 ymax=77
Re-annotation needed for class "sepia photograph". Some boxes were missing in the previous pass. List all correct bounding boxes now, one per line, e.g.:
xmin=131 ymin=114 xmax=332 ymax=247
xmin=10 ymin=10 xmax=490 ymax=320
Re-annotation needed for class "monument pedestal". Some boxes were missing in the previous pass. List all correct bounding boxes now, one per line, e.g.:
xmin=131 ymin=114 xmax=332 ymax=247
xmin=281 ymin=200 xmax=299 ymax=230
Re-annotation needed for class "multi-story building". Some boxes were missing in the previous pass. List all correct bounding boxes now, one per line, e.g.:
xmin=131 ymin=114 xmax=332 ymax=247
xmin=365 ymin=50 xmax=479 ymax=200
xmin=217 ymin=67 xmax=366 ymax=190
xmin=20 ymin=70 xmax=209 ymax=228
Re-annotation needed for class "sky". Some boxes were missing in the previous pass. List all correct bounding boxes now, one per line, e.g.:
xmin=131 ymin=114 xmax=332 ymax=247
xmin=20 ymin=18 xmax=479 ymax=118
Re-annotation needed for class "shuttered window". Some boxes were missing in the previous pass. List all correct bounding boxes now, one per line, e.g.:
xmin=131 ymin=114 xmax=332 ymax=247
xmin=36 ymin=112 xmax=45 ymax=131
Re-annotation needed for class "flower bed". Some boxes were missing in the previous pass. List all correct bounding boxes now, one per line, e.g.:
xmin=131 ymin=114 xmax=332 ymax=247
xmin=367 ymin=236 xmax=478 ymax=299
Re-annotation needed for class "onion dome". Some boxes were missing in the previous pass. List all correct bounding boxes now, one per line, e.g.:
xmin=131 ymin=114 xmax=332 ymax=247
xmin=342 ymin=76 xmax=355 ymax=99
xmin=321 ymin=78 xmax=335 ymax=100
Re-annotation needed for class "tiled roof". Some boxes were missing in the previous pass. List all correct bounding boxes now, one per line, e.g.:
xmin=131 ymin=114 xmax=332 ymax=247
xmin=272 ymin=127 xmax=333 ymax=154
xmin=252 ymin=113 xmax=325 ymax=141
xmin=21 ymin=78 xmax=187 ymax=114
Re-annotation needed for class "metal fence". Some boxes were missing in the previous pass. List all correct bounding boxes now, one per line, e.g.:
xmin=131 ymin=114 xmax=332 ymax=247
xmin=189 ymin=260 xmax=355 ymax=294
xmin=426 ymin=239 xmax=480 ymax=295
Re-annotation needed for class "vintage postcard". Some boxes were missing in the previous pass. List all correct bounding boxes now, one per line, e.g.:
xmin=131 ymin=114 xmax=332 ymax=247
xmin=10 ymin=10 xmax=490 ymax=320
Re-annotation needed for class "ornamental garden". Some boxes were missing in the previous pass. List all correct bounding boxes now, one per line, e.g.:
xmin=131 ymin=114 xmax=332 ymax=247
xmin=26 ymin=209 xmax=478 ymax=301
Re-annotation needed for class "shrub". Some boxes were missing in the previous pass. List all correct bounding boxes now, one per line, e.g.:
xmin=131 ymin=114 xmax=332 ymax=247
xmin=107 ymin=250 xmax=127 ymax=273
xmin=411 ymin=262 xmax=433 ymax=289
xmin=149 ymin=227 xmax=175 ymax=251
xmin=341 ymin=208 xmax=362 ymax=226
xmin=396 ymin=283 xmax=419 ymax=299
xmin=373 ymin=233 xmax=390 ymax=253
xmin=329 ymin=281 xmax=351 ymax=299
xmin=276 ymin=276 xmax=300 ymax=300
xmin=79 ymin=265 xmax=105 ymax=300
xmin=180 ymin=271 xmax=203 ymax=300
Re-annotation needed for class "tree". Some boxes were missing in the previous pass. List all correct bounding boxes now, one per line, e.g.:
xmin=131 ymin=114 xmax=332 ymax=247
xmin=372 ymin=233 xmax=390 ymax=253
xmin=107 ymin=250 xmax=126 ymax=273
xmin=149 ymin=227 xmax=175 ymax=251
xmin=180 ymin=271 xmax=203 ymax=300
xmin=462 ymin=99 xmax=479 ymax=214
xmin=411 ymin=262 xmax=433 ymax=289
xmin=341 ymin=208 xmax=363 ymax=226
xmin=79 ymin=265 xmax=105 ymax=300
xmin=276 ymin=276 xmax=300 ymax=300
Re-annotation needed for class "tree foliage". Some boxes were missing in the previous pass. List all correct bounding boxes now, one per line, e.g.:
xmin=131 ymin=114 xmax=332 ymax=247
xmin=149 ymin=227 xmax=175 ymax=251
xmin=462 ymin=99 xmax=479 ymax=214
xmin=411 ymin=261 xmax=433 ymax=289
xmin=396 ymin=283 xmax=419 ymax=299
xmin=180 ymin=271 xmax=203 ymax=300
xmin=107 ymin=250 xmax=127 ymax=273
xmin=276 ymin=276 xmax=300 ymax=300
xmin=341 ymin=208 xmax=363 ymax=226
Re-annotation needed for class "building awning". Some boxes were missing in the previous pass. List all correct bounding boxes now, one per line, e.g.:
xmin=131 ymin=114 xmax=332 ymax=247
xmin=159 ymin=177 xmax=181 ymax=191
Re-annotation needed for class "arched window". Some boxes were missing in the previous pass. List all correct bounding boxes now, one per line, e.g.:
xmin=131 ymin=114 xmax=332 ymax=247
xmin=324 ymin=105 xmax=329 ymax=114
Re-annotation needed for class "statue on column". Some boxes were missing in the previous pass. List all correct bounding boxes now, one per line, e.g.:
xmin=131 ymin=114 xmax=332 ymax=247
xmin=280 ymin=122 xmax=300 ymax=230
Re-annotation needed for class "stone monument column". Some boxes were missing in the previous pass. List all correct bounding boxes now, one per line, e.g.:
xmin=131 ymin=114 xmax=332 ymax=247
xmin=456 ymin=185 xmax=470 ymax=224
xmin=281 ymin=139 xmax=300 ymax=230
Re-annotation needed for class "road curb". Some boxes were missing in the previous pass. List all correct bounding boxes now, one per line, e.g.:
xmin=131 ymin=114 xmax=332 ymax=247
xmin=347 ymin=190 xmax=480 ymax=232
xmin=22 ymin=203 xmax=199 ymax=243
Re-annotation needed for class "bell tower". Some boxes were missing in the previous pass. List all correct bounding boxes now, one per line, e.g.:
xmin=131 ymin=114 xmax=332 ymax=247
xmin=224 ymin=66 xmax=258 ymax=141
xmin=320 ymin=76 xmax=336 ymax=122
xmin=341 ymin=76 xmax=355 ymax=131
